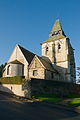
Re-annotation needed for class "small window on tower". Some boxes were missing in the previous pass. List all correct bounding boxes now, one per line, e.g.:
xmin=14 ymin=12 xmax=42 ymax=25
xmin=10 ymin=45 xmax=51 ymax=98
xmin=52 ymin=33 xmax=54 ymax=36
xmin=58 ymin=43 xmax=61 ymax=50
xmin=58 ymin=30 xmax=61 ymax=34
xmin=45 ymin=47 xmax=48 ymax=55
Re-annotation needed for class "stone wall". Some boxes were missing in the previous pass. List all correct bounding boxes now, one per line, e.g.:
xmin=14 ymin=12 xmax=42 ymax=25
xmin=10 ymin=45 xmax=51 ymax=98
xmin=0 ymin=79 xmax=80 ymax=98
xmin=42 ymin=37 xmax=76 ymax=83
xmin=29 ymin=68 xmax=45 ymax=79
xmin=29 ymin=78 xmax=80 ymax=97
xmin=42 ymin=38 xmax=68 ymax=64
xmin=45 ymin=70 xmax=60 ymax=81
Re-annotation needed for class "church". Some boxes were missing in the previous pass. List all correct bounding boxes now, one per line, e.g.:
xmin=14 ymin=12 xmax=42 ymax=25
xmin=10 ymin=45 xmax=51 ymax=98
xmin=3 ymin=20 xmax=76 ymax=83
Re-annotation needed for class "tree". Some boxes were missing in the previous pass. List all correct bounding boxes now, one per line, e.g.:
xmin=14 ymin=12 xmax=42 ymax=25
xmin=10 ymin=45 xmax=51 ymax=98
xmin=0 ymin=63 xmax=7 ymax=78
xmin=77 ymin=67 xmax=80 ymax=83
xmin=0 ymin=64 xmax=4 ymax=77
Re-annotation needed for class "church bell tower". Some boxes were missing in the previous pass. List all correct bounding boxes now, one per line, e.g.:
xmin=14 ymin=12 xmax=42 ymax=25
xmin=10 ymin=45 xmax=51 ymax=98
xmin=41 ymin=19 xmax=76 ymax=82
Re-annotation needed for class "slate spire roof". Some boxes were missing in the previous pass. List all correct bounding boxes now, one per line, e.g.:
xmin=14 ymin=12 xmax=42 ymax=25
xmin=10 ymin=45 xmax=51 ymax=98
xmin=51 ymin=19 xmax=62 ymax=32
xmin=42 ymin=19 xmax=67 ymax=44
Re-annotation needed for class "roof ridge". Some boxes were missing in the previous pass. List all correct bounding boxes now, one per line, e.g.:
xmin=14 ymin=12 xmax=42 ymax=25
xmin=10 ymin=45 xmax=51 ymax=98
xmin=39 ymin=56 xmax=52 ymax=64
xmin=18 ymin=44 xmax=35 ymax=64
xmin=18 ymin=44 xmax=35 ymax=55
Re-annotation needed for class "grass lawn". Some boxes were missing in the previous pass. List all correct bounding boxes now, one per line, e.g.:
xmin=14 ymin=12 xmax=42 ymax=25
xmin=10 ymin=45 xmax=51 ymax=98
xmin=33 ymin=94 xmax=80 ymax=111
xmin=33 ymin=94 xmax=62 ymax=103
xmin=69 ymin=98 xmax=80 ymax=110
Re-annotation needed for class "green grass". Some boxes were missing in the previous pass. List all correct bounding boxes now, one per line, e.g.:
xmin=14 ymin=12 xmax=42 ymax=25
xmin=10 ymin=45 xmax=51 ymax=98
xmin=34 ymin=94 xmax=62 ymax=103
xmin=34 ymin=94 xmax=80 ymax=110
xmin=69 ymin=98 xmax=80 ymax=109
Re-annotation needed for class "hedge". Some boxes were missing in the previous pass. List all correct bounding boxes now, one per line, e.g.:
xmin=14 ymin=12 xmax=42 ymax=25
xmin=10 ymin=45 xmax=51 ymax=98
xmin=0 ymin=76 xmax=25 ymax=84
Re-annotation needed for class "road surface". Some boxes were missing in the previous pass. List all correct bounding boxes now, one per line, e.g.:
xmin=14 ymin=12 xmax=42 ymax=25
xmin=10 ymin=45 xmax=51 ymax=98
xmin=0 ymin=92 xmax=79 ymax=120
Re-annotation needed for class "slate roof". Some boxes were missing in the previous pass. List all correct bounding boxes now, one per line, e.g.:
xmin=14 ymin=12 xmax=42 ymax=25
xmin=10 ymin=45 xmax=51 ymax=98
xmin=18 ymin=45 xmax=35 ymax=64
xmin=51 ymin=19 xmax=62 ymax=32
xmin=43 ymin=35 xmax=66 ymax=44
xmin=37 ymin=56 xmax=58 ymax=72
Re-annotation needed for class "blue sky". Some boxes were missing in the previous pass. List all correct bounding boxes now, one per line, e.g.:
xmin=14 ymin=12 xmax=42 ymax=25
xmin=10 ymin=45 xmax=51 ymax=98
xmin=0 ymin=0 xmax=80 ymax=72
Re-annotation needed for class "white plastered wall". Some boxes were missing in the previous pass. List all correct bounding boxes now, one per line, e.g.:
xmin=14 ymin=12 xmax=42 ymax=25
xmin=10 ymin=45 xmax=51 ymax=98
xmin=3 ymin=45 xmax=29 ymax=78
xmin=0 ymin=84 xmax=25 ymax=96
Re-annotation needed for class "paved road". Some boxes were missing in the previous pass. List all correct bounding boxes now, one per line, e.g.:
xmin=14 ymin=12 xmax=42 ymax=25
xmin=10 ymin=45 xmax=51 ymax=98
xmin=0 ymin=92 xmax=80 ymax=120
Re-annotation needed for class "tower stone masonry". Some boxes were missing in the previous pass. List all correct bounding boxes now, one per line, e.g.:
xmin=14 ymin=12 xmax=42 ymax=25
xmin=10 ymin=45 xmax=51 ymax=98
xmin=41 ymin=20 xmax=76 ymax=82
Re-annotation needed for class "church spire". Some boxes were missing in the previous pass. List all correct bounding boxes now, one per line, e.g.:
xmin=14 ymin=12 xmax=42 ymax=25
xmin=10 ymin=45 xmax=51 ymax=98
xmin=41 ymin=19 xmax=67 ymax=44
xmin=51 ymin=19 xmax=62 ymax=32
xmin=49 ymin=19 xmax=66 ymax=38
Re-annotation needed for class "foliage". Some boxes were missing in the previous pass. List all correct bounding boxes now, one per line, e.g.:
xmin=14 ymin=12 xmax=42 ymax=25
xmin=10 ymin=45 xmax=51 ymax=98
xmin=0 ymin=76 xmax=25 ymax=84
xmin=0 ymin=63 xmax=7 ymax=78
xmin=0 ymin=64 xmax=4 ymax=77
xmin=65 ymin=94 xmax=80 ymax=98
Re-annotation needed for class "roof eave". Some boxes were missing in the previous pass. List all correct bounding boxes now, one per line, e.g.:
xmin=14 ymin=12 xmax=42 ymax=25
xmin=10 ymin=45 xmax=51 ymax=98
xmin=41 ymin=36 xmax=68 ymax=44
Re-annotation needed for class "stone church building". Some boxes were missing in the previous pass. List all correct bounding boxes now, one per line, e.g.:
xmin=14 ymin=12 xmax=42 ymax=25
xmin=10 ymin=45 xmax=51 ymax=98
xmin=3 ymin=20 xmax=76 ymax=83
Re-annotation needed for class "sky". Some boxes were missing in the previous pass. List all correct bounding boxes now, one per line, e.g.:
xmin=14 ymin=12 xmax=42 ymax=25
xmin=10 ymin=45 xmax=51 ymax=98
xmin=0 ymin=0 xmax=80 ymax=76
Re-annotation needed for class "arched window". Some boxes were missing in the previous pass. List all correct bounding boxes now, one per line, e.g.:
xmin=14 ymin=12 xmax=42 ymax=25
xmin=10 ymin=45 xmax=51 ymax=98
xmin=45 ymin=46 xmax=48 ymax=55
xmin=58 ymin=43 xmax=61 ymax=50
xmin=7 ymin=65 xmax=11 ymax=75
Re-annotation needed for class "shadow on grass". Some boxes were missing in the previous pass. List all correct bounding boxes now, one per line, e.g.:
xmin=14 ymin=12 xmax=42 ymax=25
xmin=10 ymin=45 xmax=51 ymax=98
xmin=33 ymin=94 xmax=63 ymax=103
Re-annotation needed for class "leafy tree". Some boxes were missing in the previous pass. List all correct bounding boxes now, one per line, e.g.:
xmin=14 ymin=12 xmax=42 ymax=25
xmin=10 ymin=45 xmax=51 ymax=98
xmin=0 ymin=64 xmax=4 ymax=77
xmin=0 ymin=63 xmax=7 ymax=78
